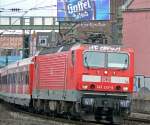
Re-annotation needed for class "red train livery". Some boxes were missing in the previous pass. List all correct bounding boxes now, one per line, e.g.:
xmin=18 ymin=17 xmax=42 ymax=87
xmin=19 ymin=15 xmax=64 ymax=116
xmin=0 ymin=43 xmax=134 ymax=123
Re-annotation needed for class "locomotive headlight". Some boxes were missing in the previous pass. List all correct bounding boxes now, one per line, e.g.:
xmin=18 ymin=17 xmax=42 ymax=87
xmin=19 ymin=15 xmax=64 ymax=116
xmin=82 ymin=84 xmax=88 ymax=90
xmin=104 ymin=70 xmax=108 ymax=75
xmin=123 ymin=87 xmax=128 ymax=91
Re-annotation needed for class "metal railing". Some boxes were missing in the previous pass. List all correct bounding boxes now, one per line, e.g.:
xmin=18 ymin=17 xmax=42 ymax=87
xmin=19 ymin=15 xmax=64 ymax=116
xmin=0 ymin=16 xmax=74 ymax=30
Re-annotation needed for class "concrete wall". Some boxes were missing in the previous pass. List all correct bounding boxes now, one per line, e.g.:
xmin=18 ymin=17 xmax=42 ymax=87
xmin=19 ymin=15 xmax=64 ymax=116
xmin=132 ymin=100 xmax=150 ymax=113
xmin=132 ymin=76 xmax=150 ymax=113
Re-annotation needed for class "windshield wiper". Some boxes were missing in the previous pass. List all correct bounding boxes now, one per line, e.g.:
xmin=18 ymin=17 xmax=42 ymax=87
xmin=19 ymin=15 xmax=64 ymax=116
xmin=84 ymin=56 xmax=89 ymax=69
xmin=122 ymin=59 xmax=128 ymax=70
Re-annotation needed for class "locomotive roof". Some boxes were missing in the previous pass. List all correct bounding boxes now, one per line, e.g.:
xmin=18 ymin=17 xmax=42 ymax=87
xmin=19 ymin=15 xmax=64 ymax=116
xmin=39 ymin=39 xmax=88 ymax=55
xmin=39 ymin=45 xmax=72 ymax=55
xmin=39 ymin=43 xmax=133 ymax=55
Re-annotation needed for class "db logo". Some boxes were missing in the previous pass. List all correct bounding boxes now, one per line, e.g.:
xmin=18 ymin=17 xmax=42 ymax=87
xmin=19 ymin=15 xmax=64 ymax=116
xmin=102 ymin=76 xmax=110 ymax=82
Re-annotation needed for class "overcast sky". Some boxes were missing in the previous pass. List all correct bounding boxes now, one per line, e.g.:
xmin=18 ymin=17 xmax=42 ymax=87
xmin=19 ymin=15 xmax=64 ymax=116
xmin=0 ymin=0 xmax=57 ymax=16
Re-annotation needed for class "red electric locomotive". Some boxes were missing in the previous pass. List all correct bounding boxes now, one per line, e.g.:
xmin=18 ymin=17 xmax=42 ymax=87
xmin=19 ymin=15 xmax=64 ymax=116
xmin=0 ymin=40 xmax=134 ymax=124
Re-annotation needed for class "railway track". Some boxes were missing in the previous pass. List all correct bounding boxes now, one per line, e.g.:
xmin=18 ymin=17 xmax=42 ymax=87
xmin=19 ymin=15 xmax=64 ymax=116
xmin=2 ymin=101 xmax=104 ymax=125
xmin=124 ymin=115 xmax=150 ymax=125
xmin=5 ymin=100 xmax=150 ymax=125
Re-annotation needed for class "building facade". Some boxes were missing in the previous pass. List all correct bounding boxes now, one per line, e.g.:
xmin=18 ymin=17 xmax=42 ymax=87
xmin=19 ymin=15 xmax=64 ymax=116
xmin=122 ymin=0 xmax=150 ymax=93
xmin=123 ymin=0 xmax=150 ymax=76
xmin=0 ymin=35 xmax=23 ymax=67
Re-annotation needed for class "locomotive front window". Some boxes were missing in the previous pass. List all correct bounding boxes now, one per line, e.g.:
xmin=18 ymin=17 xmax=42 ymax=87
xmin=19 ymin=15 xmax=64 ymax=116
xmin=83 ymin=51 xmax=129 ymax=69
xmin=108 ymin=53 xmax=129 ymax=69
xmin=84 ymin=52 xmax=105 ymax=68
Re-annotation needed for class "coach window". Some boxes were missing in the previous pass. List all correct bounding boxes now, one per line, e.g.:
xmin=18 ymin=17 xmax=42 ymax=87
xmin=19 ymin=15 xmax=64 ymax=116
xmin=12 ymin=72 xmax=14 ymax=84
xmin=3 ymin=76 xmax=5 ymax=85
xmin=17 ymin=72 xmax=19 ymax=84
xmin=20 ymin=72 xmax=22 ymax=84
xmin=25 ymin=71 xmax=29 ymax=84
xmin=14 ymin=72 xmax=17 ymax=84
xmin=4 ymin=76 xmax=6 ymax=85
xmin=22 ymin=72 xmax=25 ymax=84
xmin=22 ymin=72 xmax=24 ymax=84
xmin=4 ymin=75 xmax=7 ymax=84
xmin=18 ymin=72 xmax=21 ymax=84
xmin=23 ymin=71 xmax=26 ymax=84
xmin=10 ymin=74 xmax=12 ymax=84
xmin=7 ymin=74 xmax=9 ymax=84
xmin=1 ymin=76 xmax=3 ymax=84
xmin=1 ymin=76 xmax=3 ymax=85
xmin=2 ymin=76 xmax=3 ymax=85
xmin=9 ymin=74 xmax=10 ymax=84
xmin=12 ymin=73 xmax=14 ymax=84
xmin=20 ymin=72 xmax=23 ymax=84
xmin=8 ymin=74 xmax=10 ymax=84
xmin=5 ymin=75 xmax=6 ymax=85
xmin=12 ymin=74 xmax=14 ymax=84
xmin=20 ymin=71 xmax=23 ymax=84
xmin=21 ymin=72 xmax=23 ymax=84
xmin=3 ymin=76 xmax=4 ymax=85
xmin=14 ymin=73 xmax=16 ymax=84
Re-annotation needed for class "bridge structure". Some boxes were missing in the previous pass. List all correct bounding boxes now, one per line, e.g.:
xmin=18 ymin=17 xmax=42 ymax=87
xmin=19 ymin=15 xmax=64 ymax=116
xmin=0 ymin=16 xmax=75 ymax=30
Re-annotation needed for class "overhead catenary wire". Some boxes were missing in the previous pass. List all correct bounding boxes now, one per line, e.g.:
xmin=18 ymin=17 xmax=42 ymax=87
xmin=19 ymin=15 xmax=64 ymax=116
xmin=0 ymin=0 xmax=51 ymax=35
xmin=3 ymin=0 xmax=49 ymax=58
xmin=0 ymin=1 xmax=49 ymax=59
xmin=1 ymin=0 xmax=49 ymax=7
xmin=1 ymin=0 xmax=29 ymax=7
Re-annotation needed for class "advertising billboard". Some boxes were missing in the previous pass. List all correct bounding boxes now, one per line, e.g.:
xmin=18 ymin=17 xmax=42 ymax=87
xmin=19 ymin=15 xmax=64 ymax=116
xmin=57 ymin=0 xmax=110 ymax=21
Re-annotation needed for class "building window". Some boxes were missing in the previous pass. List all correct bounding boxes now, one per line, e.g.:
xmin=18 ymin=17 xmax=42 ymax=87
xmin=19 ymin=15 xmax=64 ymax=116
xmin=39 ymin=36 xmax=48 ymax=46
xmin=40 ymin=39 xmax=46 ymax=44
